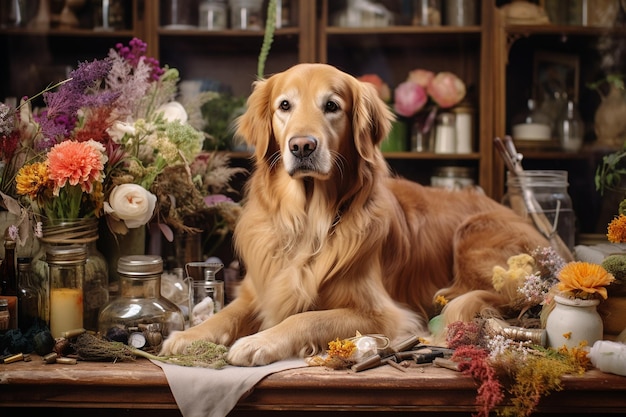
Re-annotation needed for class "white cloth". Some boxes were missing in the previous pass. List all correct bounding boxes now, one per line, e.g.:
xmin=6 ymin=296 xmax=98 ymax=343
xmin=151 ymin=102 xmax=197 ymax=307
xmin=151 ymin=358 xmax=307 ymax=417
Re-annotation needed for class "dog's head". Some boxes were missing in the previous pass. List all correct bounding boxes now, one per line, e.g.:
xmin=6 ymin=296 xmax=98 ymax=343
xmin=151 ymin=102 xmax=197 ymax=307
xmin=235 ymin=63 xmax=394 ymax=180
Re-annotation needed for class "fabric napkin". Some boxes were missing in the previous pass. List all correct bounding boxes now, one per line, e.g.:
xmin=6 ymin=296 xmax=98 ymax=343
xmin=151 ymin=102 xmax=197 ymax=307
xmin=151 ymin=358 xmax=307 ymax=417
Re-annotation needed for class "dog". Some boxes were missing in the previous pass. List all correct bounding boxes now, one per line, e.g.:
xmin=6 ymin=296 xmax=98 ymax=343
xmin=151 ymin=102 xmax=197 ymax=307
xmin=160 ymin=63 xmax=551 ymax=366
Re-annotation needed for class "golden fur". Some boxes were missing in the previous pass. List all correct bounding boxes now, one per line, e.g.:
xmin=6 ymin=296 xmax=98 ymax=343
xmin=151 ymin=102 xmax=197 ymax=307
xmin=160 ymin=63 xmax=549 ymax=366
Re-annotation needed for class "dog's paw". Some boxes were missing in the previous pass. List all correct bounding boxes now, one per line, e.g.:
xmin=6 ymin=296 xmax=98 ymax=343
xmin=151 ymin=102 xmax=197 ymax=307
xmin=160 ymin=330 xmax=196 ymax=356
xmin=227 ymin=334 xmax=287 ymax=366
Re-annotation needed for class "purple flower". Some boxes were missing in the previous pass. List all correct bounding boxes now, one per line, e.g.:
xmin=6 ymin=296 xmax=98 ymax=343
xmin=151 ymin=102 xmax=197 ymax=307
xmin=204 ymin=194 xmax=232 ymax=207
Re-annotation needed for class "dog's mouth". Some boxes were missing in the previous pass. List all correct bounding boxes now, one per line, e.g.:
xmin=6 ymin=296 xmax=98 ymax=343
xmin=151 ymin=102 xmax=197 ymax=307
xmin=285 ymin=135 xmax=331 ymax=179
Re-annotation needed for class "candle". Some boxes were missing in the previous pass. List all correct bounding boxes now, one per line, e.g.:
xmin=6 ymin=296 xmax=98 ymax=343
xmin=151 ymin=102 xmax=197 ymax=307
xmin=50 ymin=288 xmax=83 ymax=338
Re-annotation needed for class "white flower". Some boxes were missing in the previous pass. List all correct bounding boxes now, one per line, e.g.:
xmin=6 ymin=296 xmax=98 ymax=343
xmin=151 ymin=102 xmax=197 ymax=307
xmin=107 ymin=120 xmax=137 ymax=143
xmin=157 ymin=101 xmax=188 ymax=123
xmin=104 ymin=184 xmax=157 ymax=229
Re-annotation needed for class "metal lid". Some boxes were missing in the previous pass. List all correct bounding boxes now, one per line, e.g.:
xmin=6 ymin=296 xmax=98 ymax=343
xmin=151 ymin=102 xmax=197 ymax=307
xmin=118 ymin=255 xmax=163 ymax=276
xmin=46 ymin=245 xmax=88 ymax=264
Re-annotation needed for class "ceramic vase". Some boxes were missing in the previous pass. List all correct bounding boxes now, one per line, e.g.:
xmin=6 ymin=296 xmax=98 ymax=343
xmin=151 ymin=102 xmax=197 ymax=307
xmin=545 ymin=294 xmax=603 ymax=348
xmin=594 ymin=83 xmax=626 ymax=149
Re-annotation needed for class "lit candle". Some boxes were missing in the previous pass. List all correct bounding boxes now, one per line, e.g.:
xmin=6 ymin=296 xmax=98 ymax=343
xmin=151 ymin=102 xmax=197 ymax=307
xmin=50 ymin=288 xmax=83 ymax=338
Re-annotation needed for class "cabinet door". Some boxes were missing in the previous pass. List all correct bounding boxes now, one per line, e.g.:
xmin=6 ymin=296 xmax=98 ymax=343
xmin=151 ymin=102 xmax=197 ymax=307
xmin=316 ymin=0 xmax=493 ymax=194
xmin=0 ymin=0 xmax=143 ymax=101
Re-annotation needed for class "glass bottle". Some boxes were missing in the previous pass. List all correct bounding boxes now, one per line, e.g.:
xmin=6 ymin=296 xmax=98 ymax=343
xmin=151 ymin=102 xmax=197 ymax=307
xmin=511 ymin=98 xmax=552 ymax=141
xmin=17 ymin=257 xmax=41 ymax=333
xmin=557 ymin=100 xmax=584 ymax=152
xmin=412 ymin=0 xmax=441 ymax=26
xmin=47 ymin=245 xmax=87 ymax=338
xmin=98 ymin=255 xmax=185 ymax=353
xmin=434 ymin=112 xmax=456 ymax=153
xmin=0 ymin=231 xmax=18 ymax=330
xmin=502 ymin=170 xmax=576 ymax=252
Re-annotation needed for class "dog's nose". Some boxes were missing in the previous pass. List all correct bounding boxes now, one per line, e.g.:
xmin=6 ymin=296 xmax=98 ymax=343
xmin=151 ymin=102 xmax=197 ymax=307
xmin=289 ymin=136 xmax=317 ymax=158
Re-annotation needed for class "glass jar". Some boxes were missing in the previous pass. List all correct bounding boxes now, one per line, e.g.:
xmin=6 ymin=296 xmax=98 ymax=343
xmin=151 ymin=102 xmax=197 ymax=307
xmin=434 ymin=112 xmax=456 ymax=153
xmin=445 ymin=0 xmax=477 ymax=26
xmin=31 ymin=218 xmax=108 ymax=332
xmin=186 ymin=262 xmax=224 ymax=327
xmin=556 ymin=100 xmax=584 ymax=152
xmin=502 ymin=170 xmax=576 ymax=252
xmin=98 ymin=255 xmax=185 ymax=353
xmin=430 ymin=166 xmax=475 ymax=190
xmin=199 ymin=0 xmax=227 ymax=30
xmin=229 ymin=0 xmax=263 ymax=30
xmin=412 ymin=0 xmax=441 ymax=26
xmin=47 ymin=245 xmax=87 ymax=338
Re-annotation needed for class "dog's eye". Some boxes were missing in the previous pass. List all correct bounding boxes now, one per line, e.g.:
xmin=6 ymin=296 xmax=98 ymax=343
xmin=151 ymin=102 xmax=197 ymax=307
xmin=324 ymin=100 xmax=339 ymax=113
xmin=279 ymin=100 xmax=290 ymax=111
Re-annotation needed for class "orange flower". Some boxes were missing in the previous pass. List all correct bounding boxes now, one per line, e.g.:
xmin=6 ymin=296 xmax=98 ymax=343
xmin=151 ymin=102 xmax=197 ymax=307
xmin=47 ymin=140 xmax=107 ymax=195
xmin=15 ymin=161 xmax=51 ymax=199
xmin=557 ymin=261 xmax=615 ymax=299
xmin=607 ymin=214 xmax=626 ymax=243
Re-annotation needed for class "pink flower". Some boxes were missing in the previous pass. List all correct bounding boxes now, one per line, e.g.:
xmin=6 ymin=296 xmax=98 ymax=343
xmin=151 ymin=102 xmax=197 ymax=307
xmin=407 ymin=69 xmax=435 ymax=87
xmin=427 ymin=72 xmax=466 ymax=108
xmin=357 ymin=74 xmax=391 ymax=102
xmin=47 ymin=139 xmax=108 ymax=195
xmin=393 ymin=82 xmax=428 ymax=117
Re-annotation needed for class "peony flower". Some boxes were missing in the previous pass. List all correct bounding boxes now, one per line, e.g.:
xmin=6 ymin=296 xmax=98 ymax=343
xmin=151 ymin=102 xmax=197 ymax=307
xmin=557 ymin=261 xmax=615 ymax=299
xmin=357 ymin=74 xmax=391 ymax=102
xmin=407 ymin=69 xmax=435 ymax=87
xmin=47 ymin=139 xmax=108 ymax=195
xmin=104 ymin=183 xmax=157 ymax=229
xmin=157 ymin=101 xmax=188 ymax=123
xmin=393 ymin=81 xmax=428 ymax=118
xmin=427 ymin=71 xmax=467 ymax=108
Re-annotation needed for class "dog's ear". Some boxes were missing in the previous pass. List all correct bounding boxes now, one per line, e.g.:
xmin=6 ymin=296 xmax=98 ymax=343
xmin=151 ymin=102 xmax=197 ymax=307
xmin=234 ymin=77 xmax=276 ymax=162
xmin=352 ymin=80 xmax=395 ymax=161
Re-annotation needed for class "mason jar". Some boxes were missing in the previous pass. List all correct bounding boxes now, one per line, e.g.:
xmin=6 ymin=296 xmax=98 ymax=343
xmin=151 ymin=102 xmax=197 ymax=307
xmin=502 ymin=170 xmax=576 ymax=251
xmin=47 ymin=245 xmax=87 ymax=338
xmin=98 ymin=255 xmax=185 ymax=353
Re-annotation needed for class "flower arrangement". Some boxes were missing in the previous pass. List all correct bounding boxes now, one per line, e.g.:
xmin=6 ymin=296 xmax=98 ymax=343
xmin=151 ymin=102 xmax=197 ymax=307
xmin=393 ymin=69 xmax=466 ymax=118
xmin=0 ymin=38 xmax=245 ymax=251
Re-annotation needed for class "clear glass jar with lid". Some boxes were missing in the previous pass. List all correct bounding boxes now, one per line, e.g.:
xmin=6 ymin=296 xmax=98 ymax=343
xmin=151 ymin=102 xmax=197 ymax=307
xmin=98 ymin=255 xmax=185 ymax=353
xmin=502 ymin=170 xmax=576 ymax=251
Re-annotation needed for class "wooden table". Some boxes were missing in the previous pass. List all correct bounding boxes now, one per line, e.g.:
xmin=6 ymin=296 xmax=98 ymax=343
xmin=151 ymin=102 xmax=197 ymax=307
xmin=1 ymin=355 xmax=626 ymax=416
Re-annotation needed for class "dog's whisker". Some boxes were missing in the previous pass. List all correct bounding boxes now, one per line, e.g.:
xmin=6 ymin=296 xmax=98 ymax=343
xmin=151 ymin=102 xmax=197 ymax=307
xmin=331 ymin=150 xmax=347 ymax=180
xmin=268 ymin=150 xmax=282 ymax=170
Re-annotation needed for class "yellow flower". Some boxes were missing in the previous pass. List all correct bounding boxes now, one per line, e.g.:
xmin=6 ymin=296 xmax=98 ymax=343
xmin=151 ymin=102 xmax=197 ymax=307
xmin=435 ymin=295 xmax=448 ymax=306
xmin=15 ymin=162 xmax=51 ymax=199
xmin=557 ymin=261 xmax=615 ymax=299
xmin=607 ymin=214 xmax=626 ymax=243
xmin=327 ymin=338 xmax=356 ymax=359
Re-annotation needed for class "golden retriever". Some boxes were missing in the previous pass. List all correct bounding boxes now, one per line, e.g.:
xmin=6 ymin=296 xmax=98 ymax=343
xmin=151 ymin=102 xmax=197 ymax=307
xmin=160 ymin=63 xmax=551 ymax=366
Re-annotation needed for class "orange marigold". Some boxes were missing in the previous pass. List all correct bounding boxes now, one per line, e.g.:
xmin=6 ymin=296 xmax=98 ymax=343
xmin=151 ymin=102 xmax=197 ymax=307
xmin=557 ymin=261 xmax=615 ymax=299
xmin=15 ymin=161 xmax=51 ymax=199
xmin=327 ymin=338 xmax=357 ymax=359
xmin=607 ymin=214 xmax=626 ymax=243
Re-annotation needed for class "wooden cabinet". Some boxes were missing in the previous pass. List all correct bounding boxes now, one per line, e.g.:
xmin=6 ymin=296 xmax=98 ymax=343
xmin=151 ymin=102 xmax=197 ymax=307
xmin=491 ymin=2 xmax=626 ymax=235
xmin=1 ymin=0 xmax=623 ymax=237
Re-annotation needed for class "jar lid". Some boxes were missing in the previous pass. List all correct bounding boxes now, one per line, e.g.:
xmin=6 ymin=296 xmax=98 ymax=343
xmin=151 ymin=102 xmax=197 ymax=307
xmin=118 ymin=255 xmax=163 ymax=276
xmin=46 ymin=245 xmax=88 ymax=264
xmin=433 ymin=166 xmax=475 ymax=178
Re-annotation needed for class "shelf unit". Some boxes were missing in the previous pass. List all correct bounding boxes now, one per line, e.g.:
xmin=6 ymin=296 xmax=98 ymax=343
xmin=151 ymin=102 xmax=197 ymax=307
xmin=2 ymin=0 xmax=625 ymax=236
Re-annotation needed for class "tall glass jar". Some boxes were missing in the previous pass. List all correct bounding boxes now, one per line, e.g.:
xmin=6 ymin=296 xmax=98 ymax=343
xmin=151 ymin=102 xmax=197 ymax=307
xmin=98 ymin=255 xmax=185 ymax=353
xmin=502 ymin=170 xmax=576 ymax=252
xmin=47 ymin=245 xmax=87 ymax=338
xmin=31 ymin=218 xmax=108 ymax=332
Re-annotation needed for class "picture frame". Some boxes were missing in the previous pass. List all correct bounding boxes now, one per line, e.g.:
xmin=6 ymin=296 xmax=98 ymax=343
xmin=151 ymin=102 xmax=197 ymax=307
xmin=533 ymin=51 xmax=580 ymax=102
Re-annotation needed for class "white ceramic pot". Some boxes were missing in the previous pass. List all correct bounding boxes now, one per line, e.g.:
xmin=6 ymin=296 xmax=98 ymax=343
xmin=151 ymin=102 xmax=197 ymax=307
xmin=545 ymin=294 xmax=603 ymax=349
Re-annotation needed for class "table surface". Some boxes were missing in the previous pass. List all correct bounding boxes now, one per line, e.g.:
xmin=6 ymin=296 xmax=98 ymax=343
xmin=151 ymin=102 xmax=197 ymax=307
xmin=1 ymin=354 xmax=626 ymax=416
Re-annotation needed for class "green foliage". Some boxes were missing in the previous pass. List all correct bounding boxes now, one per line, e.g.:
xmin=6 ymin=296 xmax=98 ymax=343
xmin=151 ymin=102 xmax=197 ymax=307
xmin=595 ymin=149 xmax=626 ymax=195
xmin=201 ymin=94 xmax=246 ymax=150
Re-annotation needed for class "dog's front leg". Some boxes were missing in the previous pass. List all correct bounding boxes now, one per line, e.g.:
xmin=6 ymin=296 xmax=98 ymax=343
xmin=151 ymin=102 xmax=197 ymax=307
xmin=160 ymin=294 xmax=259 ymax=356
xmin=227 ymin=307 xmax=405 ymax=366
